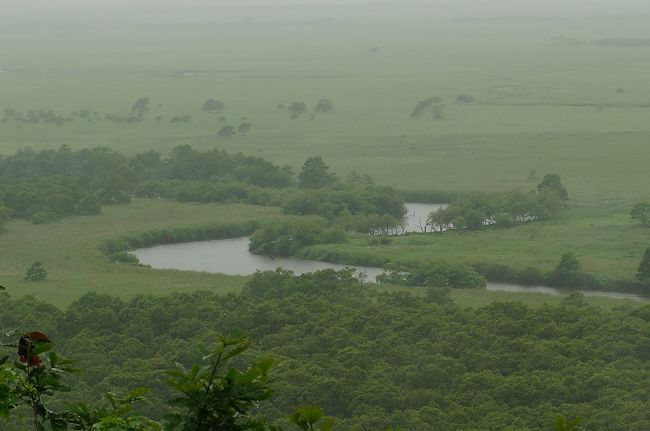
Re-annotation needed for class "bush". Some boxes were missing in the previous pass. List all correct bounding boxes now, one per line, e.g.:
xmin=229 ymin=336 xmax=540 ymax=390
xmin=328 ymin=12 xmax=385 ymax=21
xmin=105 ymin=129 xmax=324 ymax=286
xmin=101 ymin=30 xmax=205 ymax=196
xmin=109 ymin=252 xmax=141 ymax=265
xmin=249 ymin=218 xmax=345 ymax=257
xmin=30 ymin=210 xmax=60 ymax=225
xmin=25 ymin=261 xmax=47 ymax=281
xmin=378 ymin=261 xmax=486 ymax=289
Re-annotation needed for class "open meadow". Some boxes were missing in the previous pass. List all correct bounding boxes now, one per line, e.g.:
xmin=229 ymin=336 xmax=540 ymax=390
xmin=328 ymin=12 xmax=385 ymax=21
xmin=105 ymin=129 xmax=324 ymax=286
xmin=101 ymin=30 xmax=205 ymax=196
xmin=2 ymin=5 xmax=650 ymax=205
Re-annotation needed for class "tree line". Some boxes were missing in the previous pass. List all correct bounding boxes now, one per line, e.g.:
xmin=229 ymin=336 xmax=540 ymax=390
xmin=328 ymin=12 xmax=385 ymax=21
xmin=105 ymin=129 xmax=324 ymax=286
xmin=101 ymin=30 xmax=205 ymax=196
xmin=0 ymin=147 xmax=404 ymax=230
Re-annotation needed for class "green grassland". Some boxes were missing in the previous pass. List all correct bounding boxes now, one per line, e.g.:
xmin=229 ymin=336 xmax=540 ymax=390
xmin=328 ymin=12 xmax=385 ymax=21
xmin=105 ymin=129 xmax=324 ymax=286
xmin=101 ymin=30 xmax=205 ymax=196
xmin=0 ymin=199 xmax=642 ymax=310
xmin=1 ymin=9 xmax=650 ymax=205
xmin=1 ymin=5 xmax=649 ymax=308
xmin=0 ymin=200 xmax=281 ymax=307
xmin=304 ymin=209 xmax=650 ymax=281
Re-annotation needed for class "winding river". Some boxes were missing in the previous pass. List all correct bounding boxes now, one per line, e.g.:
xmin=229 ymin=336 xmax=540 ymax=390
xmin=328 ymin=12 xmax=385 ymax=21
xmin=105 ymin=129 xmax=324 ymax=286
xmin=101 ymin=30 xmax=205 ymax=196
xmin=133 ymin=204 xmax=647 ymax=302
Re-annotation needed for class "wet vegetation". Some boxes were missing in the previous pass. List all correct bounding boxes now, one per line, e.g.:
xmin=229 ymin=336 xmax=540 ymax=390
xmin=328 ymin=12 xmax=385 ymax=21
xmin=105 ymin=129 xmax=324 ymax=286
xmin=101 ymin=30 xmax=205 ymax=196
xmin=1 ymin=1 xmax=650 ymax=429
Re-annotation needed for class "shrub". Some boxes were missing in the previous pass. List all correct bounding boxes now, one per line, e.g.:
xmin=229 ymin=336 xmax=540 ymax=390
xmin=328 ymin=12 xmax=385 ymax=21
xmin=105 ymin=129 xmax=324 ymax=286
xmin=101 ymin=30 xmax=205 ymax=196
xmin=109 ymin=252 xmax=141 ymax=265
xmin=30 ymin=210 xmax=60 ymax=225
xmin=249 ymin=218 xmax=345 ymax=257
xmin=25 ymin=261 xmax=47 ymax=281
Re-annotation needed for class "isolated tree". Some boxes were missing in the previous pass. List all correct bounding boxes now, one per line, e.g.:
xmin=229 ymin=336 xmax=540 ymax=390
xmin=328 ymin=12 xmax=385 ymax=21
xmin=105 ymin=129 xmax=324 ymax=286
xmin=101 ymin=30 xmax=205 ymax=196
xmin=298 ymin=156 xmax=335 ymax=189
xmin=410 ymin=97 xmax=445 ymax=120
xmin=537 ymin=174 xmax=569 ymax=201
xmin=202 ymin=99 xmax=225 ymax=113
xmin=630 ymin=202 xmax=650 ymax=226
xmin=238 ymin=122 xmax=251 ymax=135
xmin=217 ymin=125 xmax=237 ymax=137
xmin=456 ymin=94 xmax=475 ymax=104
xmin=131 ymin=97 xmax=150 ymax=115
xmin=288 ymin=101 xmax=307 ymax=119
xmin=314 ymin=99 xmax=334 ymax=113
xmin=528 ymin=169 xmax=538 ymax=180
xmin=556 ymin=252 xmax=582 ymax=274
xmin=25 ymin=261 xmax=47 ymax=281
xmin=638 ymin=248 xmax=650 ymax=282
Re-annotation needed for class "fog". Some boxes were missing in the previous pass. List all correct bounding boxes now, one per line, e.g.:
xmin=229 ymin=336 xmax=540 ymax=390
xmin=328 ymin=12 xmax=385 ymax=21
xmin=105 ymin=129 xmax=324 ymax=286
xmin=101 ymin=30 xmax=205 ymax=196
xmin=2 ymin=0 xmax=650 ymax=19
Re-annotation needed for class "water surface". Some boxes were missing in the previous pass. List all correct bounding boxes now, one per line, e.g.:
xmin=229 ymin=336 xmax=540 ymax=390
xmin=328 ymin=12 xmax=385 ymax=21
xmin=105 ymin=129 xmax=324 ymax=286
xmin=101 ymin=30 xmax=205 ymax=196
xmin=132 ymin=203 xmax=647 ymax=302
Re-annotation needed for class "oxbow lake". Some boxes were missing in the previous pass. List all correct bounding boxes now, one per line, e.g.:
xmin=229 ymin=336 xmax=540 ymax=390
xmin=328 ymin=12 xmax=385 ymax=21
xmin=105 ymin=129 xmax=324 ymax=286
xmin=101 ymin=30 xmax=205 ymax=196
xmin=133 ymin=203 xmax=647 ymax=302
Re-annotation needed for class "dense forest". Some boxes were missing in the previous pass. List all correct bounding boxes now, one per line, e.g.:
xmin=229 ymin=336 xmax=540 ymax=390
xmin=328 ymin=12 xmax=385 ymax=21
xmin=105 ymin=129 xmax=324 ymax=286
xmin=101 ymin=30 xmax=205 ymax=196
xmin=2 ymin=271 xmax=649 ymax=430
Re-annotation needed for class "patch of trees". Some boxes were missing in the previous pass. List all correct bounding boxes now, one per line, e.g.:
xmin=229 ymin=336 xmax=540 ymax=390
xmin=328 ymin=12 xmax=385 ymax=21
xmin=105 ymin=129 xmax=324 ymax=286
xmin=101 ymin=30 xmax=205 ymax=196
xmin=1 ymin=98 xmax=158 ymax=127
xmin=456 ymin=94 xmax=475 ymax=104
xmin=638 ymin=248 xmax=650 ymax=283
xmin=287 ymin=101 xmax=307 ymax=119
xmin=427 ymin=174 xmax=569 ymax=232
xmin=0 ymin=145 xmax=301 ymax=225
xmin=0 ymin=177 xmax=101 ymax=223
xmin=238 ymin=122 xmax=251 ymax=135
xmin=0 ymin=146 xmax=135 ymax=208
xmin=160 ymin=145 xmax=294 ymax=187
xmin=544 ymin=252 xmax=593 ymax=288
xmin=132 ymin=153 xmax=405 ymax=232
xmin=474 ymin=251 xmax=650 ymax=293
xmin=281 ymin=100 xmax=334 ymax=119
xmin=217 ymin=125 xmax=237 ymax=136
xmin=1 ymin=273 xmax=648 ymax=429
xmin=313 ymin=99 xmax=334 ymax=113
xmin=201 ymin=98 xmax=225 ymax=113
xmin=284 ymin=184 xmax=405 ymax=223
xmin=249 ymin=218 xmax=346 ymax=256
xmin=24 ymin=261 xmax=47 ymax=281
xmin=1 ymin=108 xmax=72 ymax=126
xmin=169 ymin=114 xmax=192 ymax=123
xmin=131 ymin=97 xmax=150 ymax=117
xmin=410 ymin=96 xmax=446 ymax=120
xmin=377 ymin=260 xmax=487 ymax=289
xmin=631 ymin=202 xmax=650 ymax=226
xmin=298 ymin=156 xmax=336 ymax=189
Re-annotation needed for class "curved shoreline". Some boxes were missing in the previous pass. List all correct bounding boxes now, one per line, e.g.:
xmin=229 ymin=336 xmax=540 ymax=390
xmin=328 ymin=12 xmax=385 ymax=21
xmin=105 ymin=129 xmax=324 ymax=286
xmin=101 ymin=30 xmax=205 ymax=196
xmin=133 ymin=237 xmax=648 ymax=302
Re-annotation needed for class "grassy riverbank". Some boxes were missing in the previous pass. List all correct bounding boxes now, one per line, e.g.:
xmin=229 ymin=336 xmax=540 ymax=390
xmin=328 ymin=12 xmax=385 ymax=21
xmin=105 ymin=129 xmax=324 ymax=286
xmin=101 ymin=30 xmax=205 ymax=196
xmin=0 ymin=200 xmax=282 ymax=307
xmin=0 ymin=199 xmax=644 ymax=310
xmin=300 ymin=208 xmax=650 ymax=286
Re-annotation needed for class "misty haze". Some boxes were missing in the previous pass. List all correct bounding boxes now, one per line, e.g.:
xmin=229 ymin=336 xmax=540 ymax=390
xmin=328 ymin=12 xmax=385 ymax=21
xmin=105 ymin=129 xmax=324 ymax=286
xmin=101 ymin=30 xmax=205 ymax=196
xmin=1 ymin=1 xmax=649 ymax=430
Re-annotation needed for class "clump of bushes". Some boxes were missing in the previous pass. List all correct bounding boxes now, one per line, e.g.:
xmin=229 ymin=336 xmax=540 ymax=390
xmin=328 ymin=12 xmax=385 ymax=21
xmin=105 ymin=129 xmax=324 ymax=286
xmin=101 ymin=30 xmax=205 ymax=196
xmin=24 ymin=261 xmax=47 ymax=281
xmin=249 ymin=218 xmax=346 ymax=257
xmin=377 ymin=261 xmax=487 ymax=289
